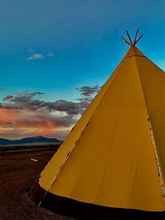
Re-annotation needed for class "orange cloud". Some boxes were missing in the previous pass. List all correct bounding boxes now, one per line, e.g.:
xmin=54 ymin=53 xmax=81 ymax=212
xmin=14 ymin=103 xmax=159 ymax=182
xmin=0 ymin=108 xmax=17 ymax=123
xmin=0 ymin=107 xmax=68 ymax=139
xmin=0 ymin=86 xmax=96 ymax=139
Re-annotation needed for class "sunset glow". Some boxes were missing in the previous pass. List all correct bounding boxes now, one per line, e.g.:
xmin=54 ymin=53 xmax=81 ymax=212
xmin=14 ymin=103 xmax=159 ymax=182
xmin=0 ymin=0 xmax=164 ymax=140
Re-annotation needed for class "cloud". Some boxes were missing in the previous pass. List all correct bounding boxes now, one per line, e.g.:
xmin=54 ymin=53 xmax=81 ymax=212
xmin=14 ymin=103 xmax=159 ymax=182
xmin=76 ymin=85 xmax=100 ymax=105
xmin=0 ymin=85 xmax=98 ymax=139
xmin=27 ymin=51 xmax=55 ymax=61
xmin=3 ymin=91 xmax=87 ymax=115
xmin=3 ymin=92 xmax=45 ymax=110
xmin=0 ymin=107 xmax=74 ymax=139
xmin=4 ymin=91 xmax=44 ymax=101
xmin=78 ymin=85 xmax=99 ymax=97
xmin=27 ymin=53 xmax=45 ymax=60
xmin=47 ymin=100 xmax=83 ymax=115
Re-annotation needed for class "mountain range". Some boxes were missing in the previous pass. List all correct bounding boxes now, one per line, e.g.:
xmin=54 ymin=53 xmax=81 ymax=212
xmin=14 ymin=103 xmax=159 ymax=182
xmin=0 ymin=136 xmax=62 ymax=146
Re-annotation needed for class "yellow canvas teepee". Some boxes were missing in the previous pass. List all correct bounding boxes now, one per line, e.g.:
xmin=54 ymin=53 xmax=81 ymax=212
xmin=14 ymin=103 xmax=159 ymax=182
xmin=37 ymin=33 xmax=165 ymax=214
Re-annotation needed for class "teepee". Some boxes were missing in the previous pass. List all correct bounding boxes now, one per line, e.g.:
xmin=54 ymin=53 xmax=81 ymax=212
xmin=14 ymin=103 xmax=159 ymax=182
xmin=35 ymin=31 xmax=165 ymax=217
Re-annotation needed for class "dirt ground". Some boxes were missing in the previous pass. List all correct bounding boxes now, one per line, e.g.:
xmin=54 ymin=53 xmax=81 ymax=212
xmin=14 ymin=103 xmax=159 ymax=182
xmin=0 ymin=148 xmax=71 ymax=220
xmin=1 ymin=148 xmax=161 ymax=220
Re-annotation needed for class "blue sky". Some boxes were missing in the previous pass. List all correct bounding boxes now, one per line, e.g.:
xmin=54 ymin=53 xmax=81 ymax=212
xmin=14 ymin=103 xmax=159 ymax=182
xmin=0 ymin=0 xmax=165 ymax=98
xmin=0 ymin=0 xmax=165 ymax=139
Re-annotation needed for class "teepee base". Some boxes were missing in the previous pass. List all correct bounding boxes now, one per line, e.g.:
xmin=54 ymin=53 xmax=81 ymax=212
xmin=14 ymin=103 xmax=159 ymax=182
xmin=31 ymin=184 xmax=165 ymax=219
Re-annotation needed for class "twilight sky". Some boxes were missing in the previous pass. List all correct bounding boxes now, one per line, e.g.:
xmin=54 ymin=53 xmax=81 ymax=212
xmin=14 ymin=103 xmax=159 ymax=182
xmin=0 ymin=0 xmax=165 ymax=139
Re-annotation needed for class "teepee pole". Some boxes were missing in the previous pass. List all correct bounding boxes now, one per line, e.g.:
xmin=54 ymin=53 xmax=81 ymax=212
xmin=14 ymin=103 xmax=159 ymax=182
xmin=122 ymin=29 xmax=143 ymax=47
xmin=126 ymin=31 xmax=133 ymax=46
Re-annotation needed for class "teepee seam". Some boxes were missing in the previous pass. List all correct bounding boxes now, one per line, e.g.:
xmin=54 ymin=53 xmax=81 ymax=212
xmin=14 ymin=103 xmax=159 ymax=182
xmin=133 ymin=55 xmax=164 ymax=197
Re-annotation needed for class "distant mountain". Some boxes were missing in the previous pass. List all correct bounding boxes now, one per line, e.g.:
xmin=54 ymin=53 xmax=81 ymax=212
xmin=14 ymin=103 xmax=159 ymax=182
xmin=0 ymin=136 xmax=62 ymax=146
xmin=0 ymin=138 xmax=11 ymax=145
